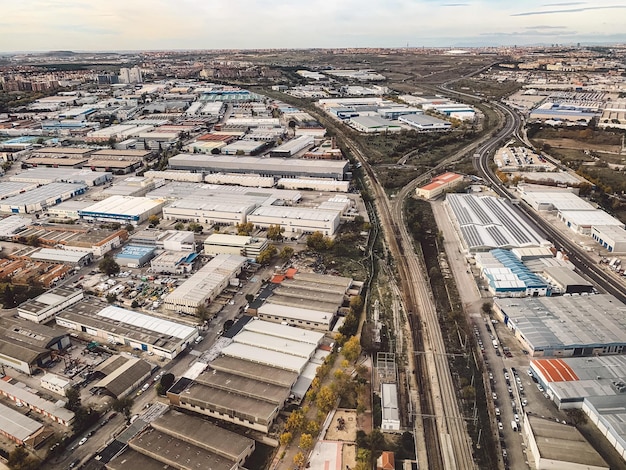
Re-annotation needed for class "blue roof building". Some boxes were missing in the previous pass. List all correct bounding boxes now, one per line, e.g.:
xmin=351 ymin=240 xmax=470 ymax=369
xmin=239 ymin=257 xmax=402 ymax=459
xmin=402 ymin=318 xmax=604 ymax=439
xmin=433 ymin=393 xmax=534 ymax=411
xmin=115 ymin=245 xmax=156 ymax=268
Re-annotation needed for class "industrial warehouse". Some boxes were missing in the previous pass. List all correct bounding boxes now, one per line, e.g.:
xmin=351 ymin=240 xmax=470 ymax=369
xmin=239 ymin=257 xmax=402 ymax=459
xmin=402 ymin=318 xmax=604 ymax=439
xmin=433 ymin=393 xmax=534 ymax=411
xmin=163 ymin=254 xmax=247 ymax=314
xmin=248 ymin=270 xmax=361 ymax=331
xmin=55 ymin=300 xmax=199 ymax=359
xmin=530 ymin=355 xmax=626 ymax=462
xmin=78 ymin=195 xmax=166 ymax=225
xmin=107 ymin=409 xmax=255 ymax=470
xmin=445 ymin=193 xmax=550 ymax=252
xmin=168 ymin=154 xmax=348 ymax=180
xmin=0 ymin=182 xmax=87 ymax=214
xmin=493 ymin=294 xmax=626 ymax=357
xmin=167 ymin=318 xmax=327 ymax=433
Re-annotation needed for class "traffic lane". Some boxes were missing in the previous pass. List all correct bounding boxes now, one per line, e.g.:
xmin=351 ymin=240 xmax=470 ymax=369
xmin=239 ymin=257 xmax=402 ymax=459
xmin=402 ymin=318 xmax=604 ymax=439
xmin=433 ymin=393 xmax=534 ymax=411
xmin=477 ymin=317 xmax=527 ymax=470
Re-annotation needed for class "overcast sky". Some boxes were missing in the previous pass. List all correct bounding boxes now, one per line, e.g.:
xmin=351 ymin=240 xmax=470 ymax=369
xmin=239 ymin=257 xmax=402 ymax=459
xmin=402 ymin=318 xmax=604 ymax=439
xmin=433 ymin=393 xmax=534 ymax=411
xmin=1 ymin=0 xmax=625 ymax=52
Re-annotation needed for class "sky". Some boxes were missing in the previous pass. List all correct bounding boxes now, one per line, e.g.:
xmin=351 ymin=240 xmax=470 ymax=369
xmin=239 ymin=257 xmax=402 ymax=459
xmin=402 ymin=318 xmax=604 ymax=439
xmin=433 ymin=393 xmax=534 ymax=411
xmin=1 ymin=0 xmax=625 ymax=52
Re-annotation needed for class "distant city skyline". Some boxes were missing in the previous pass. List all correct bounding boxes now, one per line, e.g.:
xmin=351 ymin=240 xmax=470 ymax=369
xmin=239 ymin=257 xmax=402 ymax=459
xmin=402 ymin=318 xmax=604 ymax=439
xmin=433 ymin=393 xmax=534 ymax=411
xmin=1 ymin=0 xmax=626 ymax=52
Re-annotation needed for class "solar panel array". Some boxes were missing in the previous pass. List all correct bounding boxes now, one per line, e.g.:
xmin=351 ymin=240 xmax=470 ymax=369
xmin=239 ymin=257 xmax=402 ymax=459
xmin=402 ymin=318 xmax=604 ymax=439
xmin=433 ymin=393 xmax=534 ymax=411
xmin=447 ymin=194 xmax=547 ymax=251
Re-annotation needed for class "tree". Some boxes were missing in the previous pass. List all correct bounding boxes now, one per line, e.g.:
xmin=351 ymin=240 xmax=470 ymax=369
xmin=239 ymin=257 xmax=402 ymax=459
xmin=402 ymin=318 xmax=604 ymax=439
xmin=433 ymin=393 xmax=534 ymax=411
xmin=256 ymin=244 xmax=277 ymax=265
xmin=267 ymin=224 xmax=285 ymax=241
xmin=124 ymin=224 xmax=134 ymax=233
xmin=147 ymin=214 xmax=160 ymax=226
xmin=293 ymin=451 xmax=305 ymax=468
xmin=306 ymin=231 xmax=333 ymax=251
xmin=342 ymin=336 xmax=362 ymax=363
xmin=196 ymin=304 xmax=210 ymax=321
xmin=160 ymin=373 xmax=175 ymax=393
xmin=279 ymin=432 xmax=293 ymax=446
xmin=481 ymin=302 xmax=492 ymax=315
xmin=187 ymin=222 xmax=203 ymax=233
xmin=316 ymin=385 xmax=337 ymax=413
xmin=285 ymin=409 xmax=305 ymax=432
xmin=7 ymin=446 xmax=39 ymax=470
xmin=566 ymin=408 xmax=588 ymax=425
xmin=279 ymin=246 xmax=294 ymax=261
xmin=99 ymin=256 xmax=120 ymax=276
xmin=349 ymin=295 xmax=363 ymax=314
xmin=65 ymin=387 xmax=81 ymax=412
xmin=174 ymin=222 xmax=185 ymax=230
xmin=299 ymin=433 xmax=313 ymax=451
xmin=245 ymin=293 xmax=254 ymax=303
xmin=112 ymin=396 xmax=134 ymax=422
xmin=236 ymin=222 xmax=254 ymax=236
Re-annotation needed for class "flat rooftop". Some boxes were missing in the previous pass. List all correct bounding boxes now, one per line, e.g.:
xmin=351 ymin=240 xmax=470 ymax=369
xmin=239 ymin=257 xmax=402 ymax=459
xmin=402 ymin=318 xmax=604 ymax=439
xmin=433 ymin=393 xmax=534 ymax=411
xmin=495 ymin=294 xmax=626 ymax=352
xmin=209 ymin=355 xmax=298 ymax=388
xmin=17 ymin=286 xmax=81 ymax=316
xmin=196 ymin=369 xmax=290 ymax=405
xmin=152 ymin=409 xmax=254 ymax=461
xmin=528 ymin=415 xmax=607 ymax=468
xmin=129 ymin=427 xmax=236 ymax=470
xmin=258 ymin=302 xmax=334 ymax=326
xmin=242 ymin=318 xmax=324 ymax=345
xmin=184 ymin=381 xmax=278 ymax=425
xmin=221 ymin=341 xmax=309 ymax=372
xmin=80 ymin=195 xmax=164 ymax=216
xmin=446 ymin=194 xmax=549 ymax=251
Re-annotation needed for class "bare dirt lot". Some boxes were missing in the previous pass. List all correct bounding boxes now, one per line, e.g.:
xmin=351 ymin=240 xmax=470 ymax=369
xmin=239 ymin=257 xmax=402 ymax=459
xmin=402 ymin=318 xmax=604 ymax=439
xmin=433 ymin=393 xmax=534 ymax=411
xmin=324 ymin=409 xmax=358 ymax=442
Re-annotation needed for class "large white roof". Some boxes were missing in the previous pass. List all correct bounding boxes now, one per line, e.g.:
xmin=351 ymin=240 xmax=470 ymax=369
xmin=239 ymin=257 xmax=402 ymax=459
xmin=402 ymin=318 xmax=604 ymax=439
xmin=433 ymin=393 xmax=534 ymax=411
xmin=251 ymin=205 xmax=340 ymax=222
xmin=560 ymin=210 xmax=625 ymax=228
xmin=447 ymin=194 xmax=550 ymax=251
xmin=165 ymin=254 xmax=246 ymax=306
xmin=258 ymin=303 xmax=332 ymax=325
xmin=81 ymin=195 xmax=165 ymax=216
xmin=233 ymin=331 xmax=315 ymax=358
xmin=220 ymin=342 xmax=308 ymax=373
xmin=97 ymin=305 xmax=196 ymax=339
xmin=243 ymin=318 xmax=324 ymax=345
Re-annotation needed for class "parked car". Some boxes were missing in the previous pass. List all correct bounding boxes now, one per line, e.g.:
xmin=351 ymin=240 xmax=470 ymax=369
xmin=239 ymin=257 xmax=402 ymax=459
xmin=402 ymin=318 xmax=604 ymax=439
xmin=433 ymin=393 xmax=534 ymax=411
xmin=78 ymin=437 xmax=87 ymax=446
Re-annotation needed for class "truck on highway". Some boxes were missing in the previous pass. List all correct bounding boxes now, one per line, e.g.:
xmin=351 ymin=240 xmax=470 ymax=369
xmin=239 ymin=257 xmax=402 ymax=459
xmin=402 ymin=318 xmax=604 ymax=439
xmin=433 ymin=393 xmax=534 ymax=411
xmin=511 ymin=420 xmax=518 ymax=432
xmin=492 ymin=339 xmax=499 ymax=349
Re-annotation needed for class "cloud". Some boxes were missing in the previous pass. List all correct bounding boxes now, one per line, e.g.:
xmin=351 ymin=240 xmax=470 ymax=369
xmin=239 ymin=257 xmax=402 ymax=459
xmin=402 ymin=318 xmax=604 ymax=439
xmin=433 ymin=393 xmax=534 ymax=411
xmin=523 ymin=25 xmax=570 ymax=30
xmin=512 ymin=5 xmax=626 ymax=16
xmin=441 ymin=3 xmax=469 ymax=6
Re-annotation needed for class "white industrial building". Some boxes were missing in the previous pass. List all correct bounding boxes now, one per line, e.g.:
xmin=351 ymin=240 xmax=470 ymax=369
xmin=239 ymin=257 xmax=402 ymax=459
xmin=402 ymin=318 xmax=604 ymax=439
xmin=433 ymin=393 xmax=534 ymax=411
xmin=277 ymin=178 xmax=350 ymax=192
xmin=203 ymin=234 xmax=269 ymax=260
xmin=270 ymin=135 xmax=314 ymax=157
xmin=169 ymin=318 xmax=325 ymax=433
xmin=0 ymin=182 xmax=38 ymax=200
xmin=17 ymin=287 xmax=84 ymax=324
xmin=163 ymin=198 xmax=256 ymax=226
xmin=204 ymin=173 xmax=275 ymax=188
xmin=147 ymin=182 xmax=302 ymax=204
xmin=494 ymin=295 xmax=626 ymax=357
xmin=256 ymin=303 xmax=333 ymax=331
xmin=168 ymin=154 xmax=348 ymax=180
xmin=150 ymin=251 xmax=196 ymax=274
xmin=144 ymin=170 xmax=204 ymax=183
xmin=56 ymin=301 xmax=198 ymax=359
xmin=29 ymin=248 xmax=93 ymax=266
xmin=131 ymin=229 xmax=196 ymax=252
xmin=398 ymin=114 xmax=452 ymax=132
xmin=79 ymin=195 xmax=166 ymax=225
xmin=0 ymin=182 xmax=87 ymax=214
xmin=349 ymin=116 xmax=402 ymax=133
xmin=10 ymin=168 xmax=112 ymax=186
xmin=47 ymin=200 xmax=93 ymax=219
xmin=164 ymin=254 xmax=247 ymax=314
xmin=529 ymin=356 xmax=626 ymax=463
xmin=40 ymin=373 xmax=72 ymax=395
xmin=445 ymin=194 xmax=550 ymax=252
xmin=517 ymin=186 xmax=592 ymax=212
xmin=248 ymin=206 xmax=341 ymax=237
xmin=557 ymin=210 xmax=624 ymax=235
xmin=592 ymin=225 xmax=626 ymax=253
xmin=381 ymin=383 xmax=401 ymax=431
